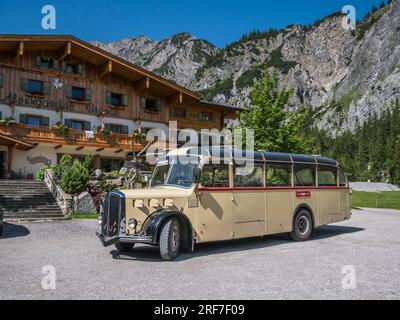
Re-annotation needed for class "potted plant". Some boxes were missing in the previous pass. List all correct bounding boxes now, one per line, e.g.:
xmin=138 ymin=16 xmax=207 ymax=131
xmin=0 ymin=117 xmax=16 ymax=127
xmin=52 ymin=122 xmax=70 ymax=138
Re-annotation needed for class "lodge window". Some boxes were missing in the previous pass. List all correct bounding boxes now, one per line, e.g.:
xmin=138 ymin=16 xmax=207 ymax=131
xmin=20 ymin=78 xmax=51 ymax=96
xmin=35 ymin=56 xmax=60 ymax=70
xmin=318 ymin=166 xmax=338 ymax=187
xmin=140 ymin=97 xmax=162 ymax=112
xmin=106 ymin=92 xmax=128 ymax=107
xmin=234 ymin=163 xmax=264 ymax=187
xmin=170 ymin=107 xmax=186 ymax=118
xmin=294 ymin=164 xmax=316 ymax=187
xmin=200 ymin=164 xmax=229 ymax=188
xmin=19 ymin=114 xmax=49 ymax=128
xmin=65 ymin=119 xmax=91 ymax=131
xmin=65 ymin=85 xmax=92 ymax=101
xmin=62 ymin=61 xmax=83 ymax=74
xmin=198 ymin=112 xmax=214 ymax=121
xmin=105 ymin=123 xmax=129 ymax=135
xmin=266 ymin=163 xmax=292 ymax=187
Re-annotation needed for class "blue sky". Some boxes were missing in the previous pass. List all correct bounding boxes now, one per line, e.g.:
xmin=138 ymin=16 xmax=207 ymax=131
xmin=0 ymin=0 xmax=384 ymax=47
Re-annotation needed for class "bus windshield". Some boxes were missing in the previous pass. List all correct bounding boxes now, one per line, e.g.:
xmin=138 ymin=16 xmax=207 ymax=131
xmin=150 ymin=157 xmax=200 ymax=188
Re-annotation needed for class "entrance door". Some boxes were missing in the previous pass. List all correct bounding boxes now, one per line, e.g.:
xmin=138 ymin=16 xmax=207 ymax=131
xmin=198 ymin=164 xmax=233 ymax=242
xmin=232 ymin=163 xmax=266 ymax=238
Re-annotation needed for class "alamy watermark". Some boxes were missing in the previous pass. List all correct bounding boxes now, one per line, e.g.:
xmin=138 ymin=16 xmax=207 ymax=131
xmin=342 ymin=5 xmax=356 ymax=31
xmin=341 ymin=265 xmax=356 ymax=290
xmin=41 ymin=5 xmax=56 ymax=30
xmin=41 ymin=265 xmax=56 ymax=290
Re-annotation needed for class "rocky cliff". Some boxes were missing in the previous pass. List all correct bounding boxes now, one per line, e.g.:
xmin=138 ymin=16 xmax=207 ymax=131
xmin=92 ymin=0 xmax=400 ymax=134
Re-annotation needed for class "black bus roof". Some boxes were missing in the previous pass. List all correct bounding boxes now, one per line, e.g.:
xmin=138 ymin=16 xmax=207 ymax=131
xmin=183 ymin=147 xmax=339 ymax=167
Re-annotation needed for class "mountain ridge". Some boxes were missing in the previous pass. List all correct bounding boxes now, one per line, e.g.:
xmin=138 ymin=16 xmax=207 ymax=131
xmin=92 ymin=0 xmax=400 ymax=134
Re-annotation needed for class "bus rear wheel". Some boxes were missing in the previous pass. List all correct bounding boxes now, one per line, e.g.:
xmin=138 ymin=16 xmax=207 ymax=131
xmin=289 ymin=209 xmax=313 ymax=241
xmin=159 ymin=217 xmax=181 ymax=261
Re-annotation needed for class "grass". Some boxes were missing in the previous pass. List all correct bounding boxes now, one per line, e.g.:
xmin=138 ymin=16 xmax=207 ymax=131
xmin=352 ymin=192 xmax=400 ymax=210
xmin=70 ymin=213 xmax=100 ymax=219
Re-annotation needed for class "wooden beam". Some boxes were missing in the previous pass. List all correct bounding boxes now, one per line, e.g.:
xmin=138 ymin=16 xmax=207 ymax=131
xmin=14 ymin=42 xmax=24 ymax=60
xmin=54 ymin=145 xmax=63 ymax=149
xmin=167 ymin=92 xmax=183 ymax=105
xmin=133 ymin=76 xmax=150 ymax=92
xmin=99 ymin=60 xmax=112 ymax=78
xmin=76 ymin=146 xmax=84 ymax=151
xmin=115 ymin=149 xmax=124 ymax=154
xmin=96 ymin=147 xmax=104 ymax=152
xmin=60 ymin=41 xmax=72 ymax=60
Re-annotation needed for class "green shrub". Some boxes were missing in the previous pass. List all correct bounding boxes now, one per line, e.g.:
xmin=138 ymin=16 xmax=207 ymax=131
xmin=60 ymin=160 xmax=89 ymax=194
xmin=83 ymin=155 xmax=94 ymax=173
xmin=37 ymin=166 xmax=49 ymax=181
xmin=54 ymin=154 xmax=73 ymax=180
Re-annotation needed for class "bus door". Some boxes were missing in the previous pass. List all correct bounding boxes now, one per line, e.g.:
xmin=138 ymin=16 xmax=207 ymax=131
xmin=232 ymin=163 xmax=266 ymax=239
xmin=317 ymin=166 xmax=341 ymax=224
xmin=197 ymin=164 xmax=233 ymax=242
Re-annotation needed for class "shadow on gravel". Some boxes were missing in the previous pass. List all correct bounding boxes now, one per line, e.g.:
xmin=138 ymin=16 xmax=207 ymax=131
xmin=109 ymin=225 xmax=364 ymax=262
xmin=0 ymin=223 xmax=30 ymax=239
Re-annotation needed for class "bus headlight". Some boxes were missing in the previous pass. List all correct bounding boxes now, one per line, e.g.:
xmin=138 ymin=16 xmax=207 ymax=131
xmin=128 ymin=218 xmax=138 ymax=230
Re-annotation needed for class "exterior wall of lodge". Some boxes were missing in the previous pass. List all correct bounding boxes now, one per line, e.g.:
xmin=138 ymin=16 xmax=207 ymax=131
xmin=0 ymin=36 xmax=240 ymax=179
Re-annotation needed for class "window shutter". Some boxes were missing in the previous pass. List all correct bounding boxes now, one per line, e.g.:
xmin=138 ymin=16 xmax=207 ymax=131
xmin=35 ymin=56 xmax=41 ymax=67
xmin=105 ymin=91 xmax=111 ymax=104
xmin=84 ymin=88 xmax=92 ymax=101
xmin=65 ymin=85 xmax=72 ymax=98
xmin=43 ymin=81 xmax=51 ymax=95
xmin=20 ymin=78 xmax=28 ymax=92
xmin=84 ymin=121 xmax=91 ymax=131
xmin=61 ymin=61 xmax=67 ymax=72
xmin=0 ymin=73 xmax=4 ymax=88
xmin=140 ymin=97 xmax=146 ymax=109
xmin=19 ymin=114 xmax=27 ymax=125
xmin=156 ymin=99 xmax=162 ymax=111
xmin=53 ymin=59 xmax=60 ymax=70
xmin=65 ymin=119 xmax=72 ymax=128
xmin=77 ymin=64 xmax=83 ymax=74
xmin=122 ymin=94 xmax=129 ymax=107
xmin=122 ymin=125 xmax=129 ymax=135
xmin=40 ymin=116 xmax=50 ymax=127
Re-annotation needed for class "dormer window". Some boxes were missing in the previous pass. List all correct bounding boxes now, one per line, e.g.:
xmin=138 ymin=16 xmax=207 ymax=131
xmin=62 ymin=61 xmax=83 ymax=74
xmin=35 ymin=56 xmax=59 ymax=70
xmin=140 ymin=97 xmax=162 ymax=112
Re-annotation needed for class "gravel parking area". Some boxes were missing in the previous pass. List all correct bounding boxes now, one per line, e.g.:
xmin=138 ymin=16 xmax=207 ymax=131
xmin=1 ymin=208 xmax=400 ymax=300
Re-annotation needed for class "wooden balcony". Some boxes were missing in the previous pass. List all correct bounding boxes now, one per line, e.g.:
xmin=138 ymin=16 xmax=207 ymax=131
xmin=0 ymin=124 xmax=145 ymax=152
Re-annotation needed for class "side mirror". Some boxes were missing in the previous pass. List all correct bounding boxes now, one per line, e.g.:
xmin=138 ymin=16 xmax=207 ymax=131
xmin=194 ymin=168 xmax=201 ymax=184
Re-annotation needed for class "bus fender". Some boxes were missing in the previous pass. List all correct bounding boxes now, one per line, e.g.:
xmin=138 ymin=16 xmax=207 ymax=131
xmin=141 ymin=210 xmax=194 ymax=251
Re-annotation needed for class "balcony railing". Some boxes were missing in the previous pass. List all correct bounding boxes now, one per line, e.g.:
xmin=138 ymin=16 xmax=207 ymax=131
xmin=0 ymin=124 xmax=145 ymax=152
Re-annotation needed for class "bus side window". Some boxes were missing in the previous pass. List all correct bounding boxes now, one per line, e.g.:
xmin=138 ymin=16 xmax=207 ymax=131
xmin=294 ymin=164 xmax=316 ymax=187
xmin=338 ymin=169 xmax=347 ymax=187
xmin=234 ymin=163 xmax=264 ymax=187
xmin=318 ymin=166 xmax=338 ymax=186
xmin=200 ymin=164 xmax=229 ymax=188
xmin=266 ymin=163 xmax=292 ymax=187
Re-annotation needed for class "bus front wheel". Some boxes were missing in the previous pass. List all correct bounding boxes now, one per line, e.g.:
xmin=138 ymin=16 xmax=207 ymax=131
xmin=289 ymin=209 xmax=313 ymax=241
xmin=159 ymin=217 xmax=181 ymax=261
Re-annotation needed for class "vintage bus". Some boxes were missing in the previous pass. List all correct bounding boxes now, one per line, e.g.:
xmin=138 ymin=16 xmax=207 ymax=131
xmin=97 ymin=147 xmax=352 ymax=261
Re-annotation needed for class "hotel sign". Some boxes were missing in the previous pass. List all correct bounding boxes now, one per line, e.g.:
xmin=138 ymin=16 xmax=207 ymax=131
xmin=0 ymin=91 xmax=118 ymax=116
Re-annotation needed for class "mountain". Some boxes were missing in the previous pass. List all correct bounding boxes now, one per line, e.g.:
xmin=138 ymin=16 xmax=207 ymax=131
xmin=92 ymin=0 xmax=400 ymax=134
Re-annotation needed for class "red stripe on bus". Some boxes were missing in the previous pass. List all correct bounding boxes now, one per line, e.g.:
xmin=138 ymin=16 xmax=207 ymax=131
xmin=197 ymin=186 xmax=350 ymax=192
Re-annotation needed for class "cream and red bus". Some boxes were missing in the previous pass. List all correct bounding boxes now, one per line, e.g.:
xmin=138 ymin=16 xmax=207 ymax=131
xmin=97 ymin=147 xmax=352 ymax=261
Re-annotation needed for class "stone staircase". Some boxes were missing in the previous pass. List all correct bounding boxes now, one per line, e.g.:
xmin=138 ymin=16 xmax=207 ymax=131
xmin=0 ymin=180 xmax=65 ymax=220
